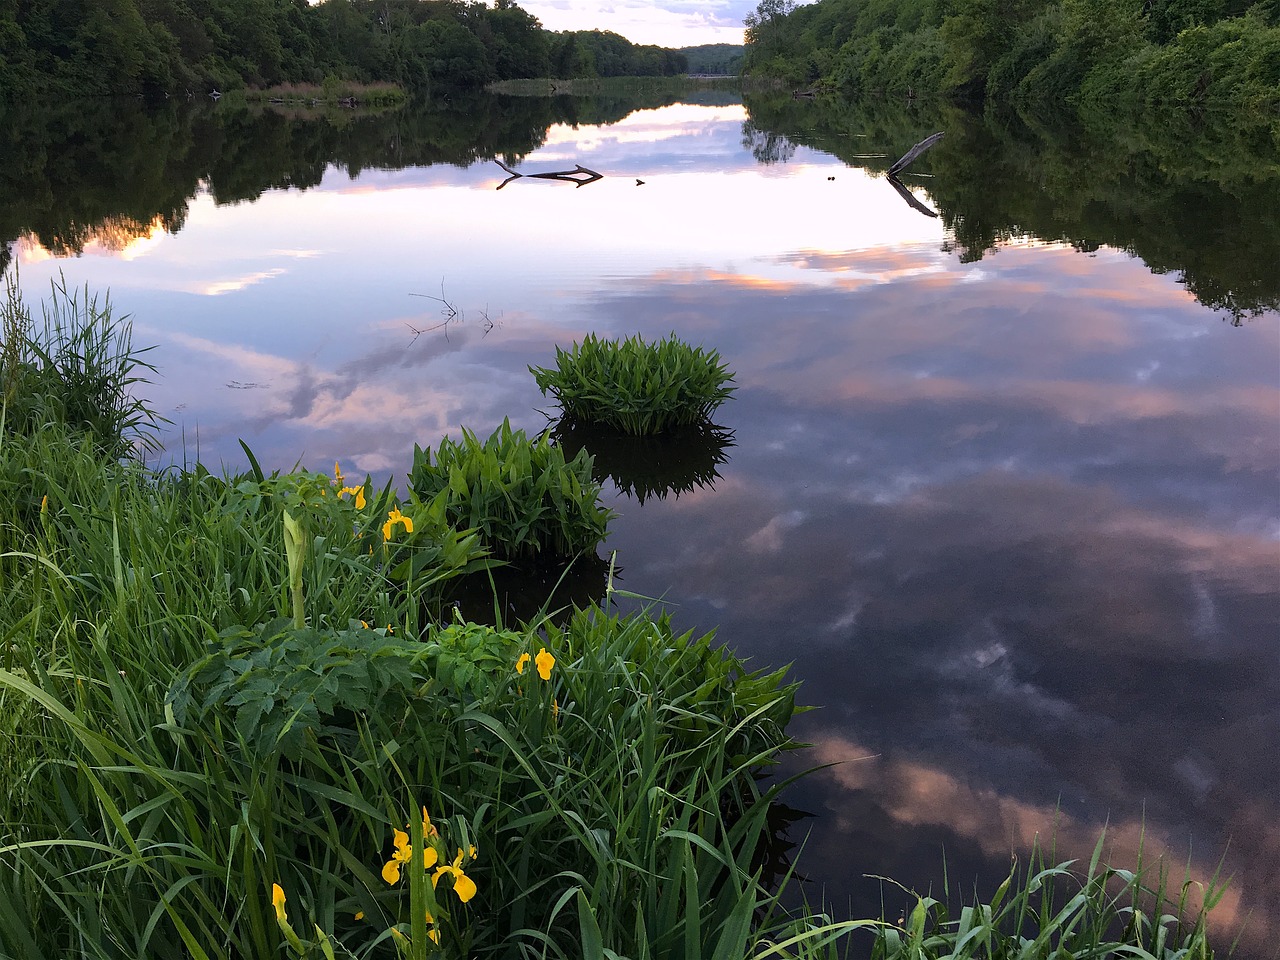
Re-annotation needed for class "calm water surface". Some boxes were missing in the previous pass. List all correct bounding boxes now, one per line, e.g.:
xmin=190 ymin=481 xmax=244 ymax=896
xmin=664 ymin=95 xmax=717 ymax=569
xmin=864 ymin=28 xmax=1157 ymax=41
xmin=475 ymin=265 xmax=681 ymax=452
xmin=6 ymin=92 xmax=1278 ymax=952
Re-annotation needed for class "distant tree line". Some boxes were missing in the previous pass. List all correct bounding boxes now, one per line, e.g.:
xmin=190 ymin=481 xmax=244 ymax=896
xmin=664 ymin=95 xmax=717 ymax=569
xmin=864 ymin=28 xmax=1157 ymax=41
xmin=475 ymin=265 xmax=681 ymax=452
xmin=740 ymin=0 xmax=1280 ymax=115
xmin=679 ymin=43 xmax=746 ymax=74
xmin=0 ymin=0 xmax=689 ymax=98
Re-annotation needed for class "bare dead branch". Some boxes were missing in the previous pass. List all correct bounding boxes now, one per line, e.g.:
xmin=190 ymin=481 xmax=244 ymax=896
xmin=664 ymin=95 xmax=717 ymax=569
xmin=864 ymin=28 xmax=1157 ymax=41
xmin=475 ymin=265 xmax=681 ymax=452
xmin=887 ymin=131 xmax=944 ymax=177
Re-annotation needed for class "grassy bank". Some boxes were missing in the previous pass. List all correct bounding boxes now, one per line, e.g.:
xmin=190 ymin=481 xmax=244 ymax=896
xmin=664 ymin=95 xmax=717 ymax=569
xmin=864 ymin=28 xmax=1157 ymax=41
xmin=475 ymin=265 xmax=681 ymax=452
xmin=0 ymin=278 xmax=1224 ymax=958
xmin=235 ymin=81 xmax=408 ymax=107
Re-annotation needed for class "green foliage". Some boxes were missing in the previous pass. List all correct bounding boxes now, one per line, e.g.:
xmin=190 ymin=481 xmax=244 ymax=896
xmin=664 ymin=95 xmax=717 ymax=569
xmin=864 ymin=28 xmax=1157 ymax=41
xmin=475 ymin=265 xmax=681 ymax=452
xmin=416 ymin=615 xmax=528 ymax=700
xmin=547 ymin=29 xmax=688 ymax=80
xmin=0 ymin=0 xmax=696 ymax=99
xmin=168 ymin=618 xmax=421 ymax=760
xmin=679 ymin=43 xmax=745 ymax=75
xmin=409 ymin=418 xmax=613 ymax=562
xmin=530 ymin=332 xmax=737 ymax=436
xmin=1 ymin=272 xmax=161 ymax=458
xmin=739 ymin=0 xmax=1280 ymax=121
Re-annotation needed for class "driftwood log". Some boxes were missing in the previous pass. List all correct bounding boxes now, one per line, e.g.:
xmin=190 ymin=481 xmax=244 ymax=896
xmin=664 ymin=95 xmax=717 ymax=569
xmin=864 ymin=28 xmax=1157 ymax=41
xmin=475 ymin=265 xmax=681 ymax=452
xmin=887 ymin=131 xmax=943 ymax=177
xmin=494 ymin=158 xmax=603 ymax=190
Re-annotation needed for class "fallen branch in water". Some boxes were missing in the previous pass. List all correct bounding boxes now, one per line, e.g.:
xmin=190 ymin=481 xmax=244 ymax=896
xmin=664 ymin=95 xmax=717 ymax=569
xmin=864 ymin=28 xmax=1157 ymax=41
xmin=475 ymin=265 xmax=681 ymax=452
xmin=887 ymin=131 xmax=944 ymax=177
xmin=494 ymin=158 xmax=603 ymax=190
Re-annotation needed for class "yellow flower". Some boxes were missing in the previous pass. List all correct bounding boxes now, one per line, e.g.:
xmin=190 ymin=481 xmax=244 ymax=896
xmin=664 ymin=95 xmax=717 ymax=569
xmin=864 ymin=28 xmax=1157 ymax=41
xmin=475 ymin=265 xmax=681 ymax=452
xmin=382 ymin=508 xmax=413 ymax=541
xmin=40 ymin=494 xmax=48 ymax=514
xmin=382 ymin=815 xmax=439 ymax=885
xmin=515 ymin=652 xmax=531 ymax=675
xmin=552 ymin=698 xmax=560 ymax=723
xmin=432 ymin=848 xmax=478 ymax=904
xmin=354 ymin=911 xmax=364 ymax=921
xmin=535 ymin=647 xmax=555 ymax=681
xmin=334 ymin=461 xmax=344 ymax=485
xmin=271 ymin=883 xmax=287 ymax=923
xmin=339 ymin=485 xmax=366 ymax=509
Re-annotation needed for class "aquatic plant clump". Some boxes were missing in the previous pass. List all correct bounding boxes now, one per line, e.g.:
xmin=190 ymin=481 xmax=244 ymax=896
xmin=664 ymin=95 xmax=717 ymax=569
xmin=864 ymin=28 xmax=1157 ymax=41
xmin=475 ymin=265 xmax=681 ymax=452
xmin=530 ymin=332 xmax=736 ymax=436
xmin=409 ymin=417 xmax=614 ymax=562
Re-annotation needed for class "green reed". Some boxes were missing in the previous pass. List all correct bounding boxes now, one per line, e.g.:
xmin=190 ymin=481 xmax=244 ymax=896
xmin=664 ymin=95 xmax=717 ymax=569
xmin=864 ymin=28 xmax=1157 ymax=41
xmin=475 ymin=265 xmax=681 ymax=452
xmin=530 ymin=333 xmax=736 ymax=436
xmin=1 ymin=271 xmax=162 ymax=458
xmin=861 ymin=834 xmax=1222 ymax=960
xmin=409 ymin=418 xmax=613 ymax=563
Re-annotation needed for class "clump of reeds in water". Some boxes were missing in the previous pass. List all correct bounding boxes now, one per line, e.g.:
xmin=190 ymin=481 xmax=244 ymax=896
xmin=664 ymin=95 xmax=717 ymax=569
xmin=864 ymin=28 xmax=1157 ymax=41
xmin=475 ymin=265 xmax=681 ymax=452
xmin=530 ymin=332 xmax=736 ymax=436
xmin=409 ymin=417 xmax=614 ymax=562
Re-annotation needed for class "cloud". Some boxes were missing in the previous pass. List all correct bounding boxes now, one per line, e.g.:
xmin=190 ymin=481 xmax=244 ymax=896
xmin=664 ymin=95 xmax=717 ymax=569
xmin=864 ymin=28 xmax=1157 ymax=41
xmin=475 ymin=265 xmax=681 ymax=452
xmin=518 ymin=0 xmax=750 ymax=45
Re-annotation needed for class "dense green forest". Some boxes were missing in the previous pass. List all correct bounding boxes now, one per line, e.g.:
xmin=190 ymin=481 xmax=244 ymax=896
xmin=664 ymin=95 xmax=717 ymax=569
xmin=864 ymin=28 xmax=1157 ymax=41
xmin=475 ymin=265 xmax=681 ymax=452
xmin=0 ymin=0 xmax=688 ymax=98
xmin=679 ymin=43 xmax=745 ymax=74
xmin=741 ymin=0 xmax=1280 ymax=115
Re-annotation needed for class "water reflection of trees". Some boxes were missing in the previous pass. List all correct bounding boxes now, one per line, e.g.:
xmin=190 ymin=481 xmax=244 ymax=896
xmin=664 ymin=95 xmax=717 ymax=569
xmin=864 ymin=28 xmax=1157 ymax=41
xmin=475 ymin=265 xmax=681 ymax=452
xmin=0 ymin=88 xmax=707 ymax=267
xmin=741 ymin=119 xmax=798 ymax=165
xmin=741 ymin=92 xmax=1280 ymax=324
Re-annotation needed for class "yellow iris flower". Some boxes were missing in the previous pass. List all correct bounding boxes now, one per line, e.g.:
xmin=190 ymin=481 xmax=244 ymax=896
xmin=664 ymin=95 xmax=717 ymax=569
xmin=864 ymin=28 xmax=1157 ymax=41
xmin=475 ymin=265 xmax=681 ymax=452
xmin=339 ymin=485 xmax=366 ymax=509
xmin=382 ymin=508 xmax=413 ymax=540
xmin=432 ymin=849 xmax=478 ymax=904
xmin=381 ymin=809 xmax=442 ymax=885
xmin=515 ymin=652 xmax=531 ymax=675
xmin=535 ymin=647 xmax=555 ymax=681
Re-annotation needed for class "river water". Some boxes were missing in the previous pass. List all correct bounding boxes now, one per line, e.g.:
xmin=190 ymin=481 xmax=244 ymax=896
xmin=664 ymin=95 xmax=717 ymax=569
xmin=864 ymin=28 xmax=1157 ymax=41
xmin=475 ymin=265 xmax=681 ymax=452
xmin=4 ymin=89 xmax=1278 ymax=952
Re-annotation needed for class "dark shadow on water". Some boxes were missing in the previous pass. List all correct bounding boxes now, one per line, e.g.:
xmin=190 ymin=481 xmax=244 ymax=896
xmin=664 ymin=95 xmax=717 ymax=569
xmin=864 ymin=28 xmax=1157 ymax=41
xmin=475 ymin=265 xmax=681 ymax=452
xmin=444 ymin=551 xmax=613 ymax=628
xmin=550 ymin=419 xmax=736 ymax=505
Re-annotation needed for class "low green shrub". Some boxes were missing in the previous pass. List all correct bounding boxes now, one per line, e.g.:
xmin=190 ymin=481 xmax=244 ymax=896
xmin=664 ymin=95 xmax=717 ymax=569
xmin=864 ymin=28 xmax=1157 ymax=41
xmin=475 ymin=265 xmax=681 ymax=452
xmin=530 ymin=332 xmax=736 ymax=436
xmin=409 ymin=418 xmax=613 ymax=562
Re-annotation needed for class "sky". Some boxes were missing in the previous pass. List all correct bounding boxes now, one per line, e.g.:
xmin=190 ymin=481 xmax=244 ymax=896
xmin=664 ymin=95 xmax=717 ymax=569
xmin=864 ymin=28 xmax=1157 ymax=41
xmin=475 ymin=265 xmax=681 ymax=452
xmin=515 ymin=0 xmax=751 ymax=47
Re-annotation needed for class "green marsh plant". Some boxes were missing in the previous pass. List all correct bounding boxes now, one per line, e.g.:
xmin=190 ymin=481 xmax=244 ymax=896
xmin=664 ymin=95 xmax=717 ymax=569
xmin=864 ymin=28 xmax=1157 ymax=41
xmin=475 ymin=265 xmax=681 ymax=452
xmin=530 ymin=332 xmax=736 ymax=436
xmin=1 ymin=271 xmax=161 ymax=457
xmin=409 ymin=418 xmax=613 ymax=563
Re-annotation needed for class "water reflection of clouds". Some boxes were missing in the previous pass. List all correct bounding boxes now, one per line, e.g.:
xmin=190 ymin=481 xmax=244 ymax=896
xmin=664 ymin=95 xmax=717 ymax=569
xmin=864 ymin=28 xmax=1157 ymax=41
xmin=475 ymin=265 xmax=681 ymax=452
xmin=582 ymin=246 xmax=1277 ymax=952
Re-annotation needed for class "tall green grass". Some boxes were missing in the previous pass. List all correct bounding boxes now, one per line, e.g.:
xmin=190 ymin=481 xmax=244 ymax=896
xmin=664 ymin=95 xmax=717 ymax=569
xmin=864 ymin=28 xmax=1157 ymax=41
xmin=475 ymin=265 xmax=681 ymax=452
xmin=2 ymin=271 xmax=162 ymax=457
xmin=530 ymin=333 xmax=736 ymax=436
